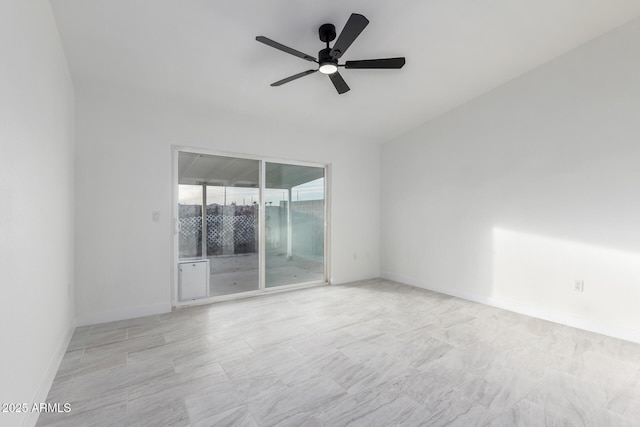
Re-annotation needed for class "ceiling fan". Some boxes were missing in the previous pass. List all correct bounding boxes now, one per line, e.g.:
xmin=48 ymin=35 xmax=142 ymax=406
xmin=256 ymin=13 xmax=406 ymax=94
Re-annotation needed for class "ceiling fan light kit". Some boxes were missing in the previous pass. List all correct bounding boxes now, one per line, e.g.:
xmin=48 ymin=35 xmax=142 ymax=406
xmin=256 ymin=13 xmax=406 ymax=94
xmin=318 ymin=62 xmax=338 ymax=75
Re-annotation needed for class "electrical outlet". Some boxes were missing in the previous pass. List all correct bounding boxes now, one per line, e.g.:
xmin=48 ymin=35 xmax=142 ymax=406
xmin=152 ymin=211 xmax=160 ymax=222
xmin=574 ymin=280 xmax=584 ymax=292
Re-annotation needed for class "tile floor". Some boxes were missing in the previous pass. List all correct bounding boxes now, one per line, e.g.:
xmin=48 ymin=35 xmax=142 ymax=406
xmin=37 ymin=279 xmax=640 ymax=426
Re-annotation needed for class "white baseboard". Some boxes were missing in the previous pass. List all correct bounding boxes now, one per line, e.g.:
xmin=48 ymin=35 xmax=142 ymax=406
xmin=381 ymin=272 xmax=640 ymax=345
xmin=23 ymin=318 xmax=76 ymax=427
xmin=331 ymin=272 xmax=381 ymax=285
xmin=76 ymin=302 xmax=172 ymax=327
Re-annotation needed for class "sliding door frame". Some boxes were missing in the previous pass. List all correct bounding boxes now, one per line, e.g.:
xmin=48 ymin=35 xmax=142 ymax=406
xmin=171 ymin=145 xmax=330 ymax=308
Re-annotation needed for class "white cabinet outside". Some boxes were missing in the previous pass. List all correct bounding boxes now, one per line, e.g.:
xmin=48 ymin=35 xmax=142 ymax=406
xmin=179 ymin=260 xmax=209 ymax=301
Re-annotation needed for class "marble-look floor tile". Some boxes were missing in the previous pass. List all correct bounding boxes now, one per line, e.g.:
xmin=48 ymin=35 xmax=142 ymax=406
xmin=69 ymin=359 xmax=176 ymax=401
xmin=46 ymin=390 xmax=127 ymax=421
xmin=461 ymin=365 xmax=538 ymax=414
xmin=382 ymin=369 xmax=469 ymax=406
xmin=126 ymin=336 xmax=209 ymax=366
xmin=357 ymin=316 xmax=413 ymax=335
xmin=537 ymin=325 xmax=604 ymax=359
xmin=432 ymin=403 xmax=491 ymax=427
xmin=565 ymin=349 xmax=639 ymax=397
xmin=67 ymin=328 xmax=127 ymax=352
xmin=420 ymin=396 xmax=486 ymax=426
xmin=338 ymin=335 xmax=399 ymax=363
xmin=607 ymin=370 xmax=640 ymax=421
xmin=334 ymin=363 xmax=410 ymax=395
xmin=322 ymin=350 xmax=416 ymax=395
xmin=185 ymin=375 xmax=286 ymax=422
xmin=220 ymin=345 xmax=301 ymax=379
xmin=206 ymin=322 xmax=273 ymax=343
xmin=39 ymin=279 xmax=640 ymax=426
xmin=494 ymin=399 xmax=637 ymax=427
xmin=394 ymin=323 xmax=441 ymax=343
xmin=594 ymin=336 xmax=640 ymax=365
xmin=190 ymin=405 xmax=257 ymax=427
xmin=82 ymin=333 xmax=166 ymax=360
xmin=479 ymin=327 xmax=537 ymax=354
xmin=44 ymin=376 xmax=74 ymax=404
xmin=89 ymin=314 xmax=160 ymax=335
xmin=36 ymin=396 xmax=127 ymax=427
xmin=489 ymin=399 xmax=575 ymax=427
xmin=506 ymin=316 xmax=557 ymax=339
xmin=591 ymin=410 xmax=638 ymax=427
xmin=247 ymin=376 xmax=346 ymax=426
xmin=429 ymin=325 xmax=479 ymax=349
xmin=126 ymin=319 xmax=205 ymax=341
xmin=458 ymin=315 xmax=518 ymax=342
xmin=493 ymin=344 xmax=570 ymax=379
xmin=310 ymin=389 xmax=431 ymax=427
xmin=419 ymin=345 xmax=497 ymax=377
xmin=126 ymin=363 xmax=228 ymax=402
xmin=53 ymin=353 xmax=127 ymax=383
xmin=270 ymin=349 xmax=352 ymax=386
xmin=50 ymin=349 xmax=83 ymax=381
xmin=174 ymin=338 xmax=254 ymax=371
xmin=524 ymin=372 xmax=610 ymax=425
xmin=125 ymin=396 xmax=189 ymax=427
xmin=242 ymin=324 xmax=310 ymax=350
xmin=287 ymin=329 xmax=359 ymax=356
xmin=397 ymin=337 xmax=455 ymax=370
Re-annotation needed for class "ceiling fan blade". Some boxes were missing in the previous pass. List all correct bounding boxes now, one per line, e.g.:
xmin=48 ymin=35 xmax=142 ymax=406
xmin=256 ymin=36 xmax=317 ymax=62
xmin=328 ymin=71 xmax=350 ymax=94
xmin=330 ymin=13 xmax=369 ymax=59
xmin=271 ymin=69 xmax=318 ymax=86
xmin=345 ymin=57 xmax=406 ymax=69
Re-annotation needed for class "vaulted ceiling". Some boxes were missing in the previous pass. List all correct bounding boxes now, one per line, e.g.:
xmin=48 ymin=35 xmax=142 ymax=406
xmin=50 ymin=0 xmax=640 ymax=142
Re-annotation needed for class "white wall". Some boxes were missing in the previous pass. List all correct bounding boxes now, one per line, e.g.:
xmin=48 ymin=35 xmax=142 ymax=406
xmin=74 ymin=84 xmax=380 ymax=325
xmin=0 ymin=1 xmax=76 ymax=426
xmin=382 ymin=18 xmax=640 ymax=342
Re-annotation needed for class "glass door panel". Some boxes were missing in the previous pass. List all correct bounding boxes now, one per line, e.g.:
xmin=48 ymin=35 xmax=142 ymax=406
xmin=178 ymin=184 xmax=203 ymax=259
xmin=178 ymin=152 xmax=259 ymax=296
xmin=205 ymin=185 xmax=259 ymax=296
xmin=265 ymin=162 xmax=325 ymax=287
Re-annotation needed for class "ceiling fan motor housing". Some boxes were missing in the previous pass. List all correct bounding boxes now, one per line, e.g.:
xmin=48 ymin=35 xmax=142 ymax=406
xmin=318 ymin=48 xmax=337 ymax=66
xmin=318 ymin=23 xmax=336 ymax=43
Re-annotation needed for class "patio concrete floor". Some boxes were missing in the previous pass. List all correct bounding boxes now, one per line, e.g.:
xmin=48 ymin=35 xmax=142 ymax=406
xmin=207 ymin=252 xmax=323 ymax=296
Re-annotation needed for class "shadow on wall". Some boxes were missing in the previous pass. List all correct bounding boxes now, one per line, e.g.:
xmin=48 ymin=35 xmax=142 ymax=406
xmin=491 ymin=227 xmax=640 ymax=334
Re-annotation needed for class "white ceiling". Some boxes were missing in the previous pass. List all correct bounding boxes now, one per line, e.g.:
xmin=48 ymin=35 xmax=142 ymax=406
xmin=50 ymin=0 xmax=640 ymax=142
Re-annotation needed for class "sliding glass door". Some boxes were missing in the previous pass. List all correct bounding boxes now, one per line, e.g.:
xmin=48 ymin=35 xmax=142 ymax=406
xmin=176 ymin=151 xmax=326 ymax=302
xmin=264 ymin=163 xmax=325 ymax=287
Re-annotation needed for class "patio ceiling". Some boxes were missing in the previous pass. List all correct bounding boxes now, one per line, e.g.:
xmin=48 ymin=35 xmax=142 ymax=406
xmin=178 ymin=152 xmax=323 ymax=189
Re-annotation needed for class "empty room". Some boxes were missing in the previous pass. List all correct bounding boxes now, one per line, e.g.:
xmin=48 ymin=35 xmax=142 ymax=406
xmin=2 ymin=0 xmax=640 ymax=426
